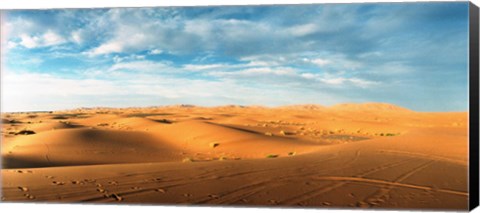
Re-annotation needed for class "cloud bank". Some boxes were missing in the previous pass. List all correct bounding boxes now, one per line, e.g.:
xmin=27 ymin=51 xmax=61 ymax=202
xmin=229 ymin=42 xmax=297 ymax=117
xmin=1 ymin=3 xmax=469 ymax=112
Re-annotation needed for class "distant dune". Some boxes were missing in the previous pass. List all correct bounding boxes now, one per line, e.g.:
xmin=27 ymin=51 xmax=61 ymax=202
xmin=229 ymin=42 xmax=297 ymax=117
xmin=330 ymin=102 xmax=413 ymax=112
xmin=278 ymin=104 xmax=326 ymax=110
xmin=1 ymin=103 xmax=468 ymax=210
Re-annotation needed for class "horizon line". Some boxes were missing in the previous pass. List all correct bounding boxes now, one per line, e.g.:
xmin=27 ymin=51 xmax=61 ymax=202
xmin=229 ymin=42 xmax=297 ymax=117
xmin=0 ymin=102 xmax=470 ymax=114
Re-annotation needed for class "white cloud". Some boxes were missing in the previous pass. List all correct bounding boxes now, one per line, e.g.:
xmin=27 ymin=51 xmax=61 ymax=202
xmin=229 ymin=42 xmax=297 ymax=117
xmin=18 ymin=31 xmax=66 ymax=49
xmin=311 ymin=58 xmax=331 ymax=66
xmin=85 ymin=13 xmax=163 ymax=56
xmin=108 ymin=60 xmax=171 ymax=73
xmin=6 ymin=41 xmax=18 ymax=49
xmin=300 ymin=72 xmax=317 ymax=79
xmin=71 ymin=30 xmax=83 ymax=44
xmin=42 ymin=30 xmax=65 ymax=46
xmin=19 ymin=34 xmax=40 ymax=48
xmin=245 ymin=60 xmax=277 ymax=67
xmin=301 ymin=54 xmax=363 ymax=71
xmin=82 ymin=11 xmax=288 ymax=57
xmin=182 ymin=60 xmax=378 ymax=89
xmin=370 ymin=61 xmax=414 ymax=75
xmin=317 ymin=77 xmax=379 ymax=88
xmin=184 ymin=19 xmax=214 ymax=38
xmin=298 ymin=72 xmax=378 ymax=88
xmin=3 ymin=18 xmax=38 ymax=40
xmin=88 ymin=41 xmax=123 ymax=55
xmin=240 ymin=67 xmax=295 ymax=76
xmin=208 ymin=67 xmax=296 ymax=78
xmin=149 ymin=49 xmax=163 ymax=55
xmin=183 ymin=64 xmax=227 ymax=71
xmin=112 ymin=55 xmax=123 ymax=63
xmin=288 ymin=23 xmax=318 ymax=37
xmin=348 ymin=78 xmax=379 ymax=88
xmin=18 ymin=57 xmax=43 ymax=66
xmin=239 ymin=55 xmax=288 ymax=67
xmin=320 ymin=77 xmax=346 ymax=85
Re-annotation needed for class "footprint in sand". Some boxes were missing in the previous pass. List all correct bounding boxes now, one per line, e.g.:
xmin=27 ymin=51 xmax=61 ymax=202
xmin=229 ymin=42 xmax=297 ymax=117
xmin=84 ymin=179 xmax=96 ymax=183
xmin=366 ymin=198 xmax=383 ymax=207
xmin=155 ymin=188 xmax=166 ymax=193
xmin=24 ymin=194 xmax=35 ymax=199
xmin=52 ymin=181 xmax=65 ymax=185
xmin=109 ymin=193 xmax=123 ymax=201
xmin=296 ymin=202 xmax=307 ymax=206
xmin=208 ymin=194 xmax=219 ymax=199
xmin=356 ymin=201 xmax=371 ymax=207
xmin=71 ymin=180 xmax=82 ymax=185
xmin=268 ymin=199 xmax=279 ymax=204
xmin=18 ymin=186 xmax=29 ymax=192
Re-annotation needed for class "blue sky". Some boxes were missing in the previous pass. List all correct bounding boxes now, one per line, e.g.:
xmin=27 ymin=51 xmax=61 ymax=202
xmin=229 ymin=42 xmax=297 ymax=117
xmin=0 ymin=2 xmax=470 ymax=112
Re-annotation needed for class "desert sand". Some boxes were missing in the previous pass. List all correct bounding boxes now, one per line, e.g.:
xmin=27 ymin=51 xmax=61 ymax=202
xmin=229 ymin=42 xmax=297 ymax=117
xmin=0 ymin=103 xmax=469 ymax=210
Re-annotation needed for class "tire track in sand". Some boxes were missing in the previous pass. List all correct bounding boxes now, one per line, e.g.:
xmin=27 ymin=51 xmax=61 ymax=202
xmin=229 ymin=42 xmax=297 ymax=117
xmin=280 ymin=157 xmax=418 ymax=205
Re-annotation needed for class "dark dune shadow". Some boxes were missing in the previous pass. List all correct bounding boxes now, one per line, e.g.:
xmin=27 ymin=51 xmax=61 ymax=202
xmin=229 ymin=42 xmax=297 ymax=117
xmin=126 ymin=113 xmax=173 ymax=118
xmin=206 ymin=122 xmax=264 ymax=135
xmin=149 ymin=119 xmax=173 ymax=124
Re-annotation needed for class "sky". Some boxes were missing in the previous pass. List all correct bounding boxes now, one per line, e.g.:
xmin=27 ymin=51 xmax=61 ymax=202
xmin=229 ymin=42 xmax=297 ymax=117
xmin=0 ymin=2 xmax=470 ymax=112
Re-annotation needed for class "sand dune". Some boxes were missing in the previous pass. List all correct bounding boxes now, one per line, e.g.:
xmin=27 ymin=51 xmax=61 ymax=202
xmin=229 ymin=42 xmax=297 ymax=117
xmin=0 ymin=103 xmax=469 ymax=210
xmin=2 ymin=128 xmax=183 ymax=168
xmin=330 ymin=102 xmax=413 ymax=112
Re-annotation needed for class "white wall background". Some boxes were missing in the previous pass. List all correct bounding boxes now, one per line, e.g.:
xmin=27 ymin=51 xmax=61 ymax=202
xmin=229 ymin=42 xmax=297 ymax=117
xmin=0 ymin=0 xmax=479 ymax=213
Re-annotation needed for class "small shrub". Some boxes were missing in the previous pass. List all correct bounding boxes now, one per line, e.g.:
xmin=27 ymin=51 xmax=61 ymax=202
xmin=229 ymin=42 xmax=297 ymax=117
xmin=378 ymin=133 xmax=397 ymax=136
xmin=52 ymin=115 xmax=68 ymax=119
xmin=157 ymin=119 xmax=172 ymax=124
xmin=27 ymin=115 xmax=38 ymax=119
xmin=288 ymin=152 xmax=296 ymax=156
xmin=15 ymin=130 xmax=36 ymax=135
xmin=266 ymin=154 xmax=279 ymax=158
xmin=4 ymin=119 xmax=22 ymax=124
xmin=209 ymin=142 xmax=219 ymax=148
xmin=182 ymin=157 xmax=193 ymax=163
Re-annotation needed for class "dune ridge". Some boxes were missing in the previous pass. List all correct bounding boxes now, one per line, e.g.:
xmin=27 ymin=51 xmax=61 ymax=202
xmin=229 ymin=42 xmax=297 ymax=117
xmin=329 ymin=102 xmax=413 ymax=112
